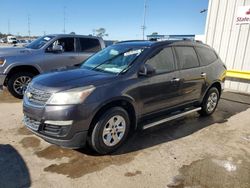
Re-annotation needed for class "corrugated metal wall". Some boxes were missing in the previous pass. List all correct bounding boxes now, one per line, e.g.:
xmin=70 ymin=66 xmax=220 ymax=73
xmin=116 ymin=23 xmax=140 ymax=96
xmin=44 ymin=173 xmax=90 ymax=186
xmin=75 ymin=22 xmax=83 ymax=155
xmin=205 ymin=0 xmax=250 ymax=93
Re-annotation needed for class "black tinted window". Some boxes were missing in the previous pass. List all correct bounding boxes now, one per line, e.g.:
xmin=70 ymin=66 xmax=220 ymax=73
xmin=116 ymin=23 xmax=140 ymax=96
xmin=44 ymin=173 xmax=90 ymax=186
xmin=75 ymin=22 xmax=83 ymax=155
xmin=146 ymin=47 xmax=175 ymax=73
xmin=175 ymin=47 xmax=199 ymax=69
xmin=79 ymin=38 xmax=101 ymax=52
xmin=196 ymin=47 xmax=217 ymax=66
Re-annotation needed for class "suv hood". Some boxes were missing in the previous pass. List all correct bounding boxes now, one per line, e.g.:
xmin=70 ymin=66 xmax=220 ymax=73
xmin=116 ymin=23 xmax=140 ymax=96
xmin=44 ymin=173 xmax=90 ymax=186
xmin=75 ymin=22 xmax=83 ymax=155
xmin=31 ymin=68 xmax=116 ymax=92
xmin=0 ymin=47 xmax=35 ymax=57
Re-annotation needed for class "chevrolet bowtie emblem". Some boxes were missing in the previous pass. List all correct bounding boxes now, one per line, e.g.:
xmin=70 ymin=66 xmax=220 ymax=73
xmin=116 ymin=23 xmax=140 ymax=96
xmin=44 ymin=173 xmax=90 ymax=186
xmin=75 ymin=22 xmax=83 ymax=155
xmin=26 ymin=92 xmax=32 ymax=99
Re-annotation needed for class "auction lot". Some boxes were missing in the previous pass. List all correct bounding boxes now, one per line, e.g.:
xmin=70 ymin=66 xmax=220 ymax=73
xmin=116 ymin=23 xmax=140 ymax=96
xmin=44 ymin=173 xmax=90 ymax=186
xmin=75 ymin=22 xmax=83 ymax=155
xmin=0 ymin=89 xmax=250 ymax=188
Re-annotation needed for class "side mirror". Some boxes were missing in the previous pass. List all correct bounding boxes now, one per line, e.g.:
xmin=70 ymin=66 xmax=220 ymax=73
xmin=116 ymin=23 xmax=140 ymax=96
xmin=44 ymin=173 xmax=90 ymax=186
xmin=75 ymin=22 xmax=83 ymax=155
xmin=138 ymin=64 xmax=156 ymax=76
xmin=51 ymin=45 xmax=63 ymax=53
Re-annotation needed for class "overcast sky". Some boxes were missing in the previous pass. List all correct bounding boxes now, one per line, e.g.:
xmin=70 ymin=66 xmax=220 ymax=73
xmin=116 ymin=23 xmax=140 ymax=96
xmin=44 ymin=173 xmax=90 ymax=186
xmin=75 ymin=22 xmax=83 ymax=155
xmin=0 ymin=0 xmax=208 ymax=40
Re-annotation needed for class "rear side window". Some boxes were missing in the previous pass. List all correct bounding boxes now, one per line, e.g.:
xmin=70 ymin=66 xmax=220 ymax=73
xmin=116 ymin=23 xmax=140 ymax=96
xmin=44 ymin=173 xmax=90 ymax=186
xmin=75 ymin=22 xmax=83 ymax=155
xmin=79 ymin=38 xmax=101 ymax=53
xmin=196 ymin=47 xmax=218 ymax=66
xmin=175 ymin=46 xmax=199 ymax=69
xmin=146 ymin=47 xmax=175 ymax=73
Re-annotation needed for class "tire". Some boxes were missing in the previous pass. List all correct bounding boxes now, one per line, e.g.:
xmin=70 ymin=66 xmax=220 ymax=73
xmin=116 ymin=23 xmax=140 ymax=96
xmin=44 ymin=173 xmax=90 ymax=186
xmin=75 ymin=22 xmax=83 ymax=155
xmin=199 ymin=87 xmax=220 ymax=116
xmin=7 ymin=72 xmax=34 ymax=99
xmin=88 ymin=107 xmax=130 ymax=154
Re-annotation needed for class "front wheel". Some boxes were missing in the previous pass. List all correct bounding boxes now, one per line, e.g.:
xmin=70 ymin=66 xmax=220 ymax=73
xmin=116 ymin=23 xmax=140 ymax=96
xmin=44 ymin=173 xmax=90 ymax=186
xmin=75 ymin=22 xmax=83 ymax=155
xmin=88 ymin=107 xmax=130 ymax=154
xmin=7 ymin=72 xmax=34 ymax=99
xmin=199 ymin=87 xmax=220 ymax=116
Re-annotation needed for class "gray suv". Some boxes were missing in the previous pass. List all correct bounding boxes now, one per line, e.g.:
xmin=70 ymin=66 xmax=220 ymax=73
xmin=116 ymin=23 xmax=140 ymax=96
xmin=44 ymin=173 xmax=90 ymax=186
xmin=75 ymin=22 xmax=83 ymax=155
xmin=23 ymin=40 xmax=226 ymax=154
xmin=0 ymin=34 xmax=105 ymax=98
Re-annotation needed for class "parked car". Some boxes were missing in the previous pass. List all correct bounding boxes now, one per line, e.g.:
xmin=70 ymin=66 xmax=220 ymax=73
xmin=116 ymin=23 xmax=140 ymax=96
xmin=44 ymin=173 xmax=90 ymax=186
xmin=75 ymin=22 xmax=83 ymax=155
xmin=23 ymin=40 xmax=227 ymax=154
xmin=7 ymin=36 xmax=17 ymax=44
xmin=0 ymin=38 xmax=5 ymax=43
xmin=0 ymin=34 xmax=105 ymax=98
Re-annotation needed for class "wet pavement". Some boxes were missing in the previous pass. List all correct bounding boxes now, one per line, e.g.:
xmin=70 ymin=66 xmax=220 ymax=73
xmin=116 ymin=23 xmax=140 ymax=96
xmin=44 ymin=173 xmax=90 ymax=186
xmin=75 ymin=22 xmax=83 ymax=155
xmin=0 ymin=89 xmax=250 ymax=187
xmin=168 ymin=157 xmax=250 ymax=188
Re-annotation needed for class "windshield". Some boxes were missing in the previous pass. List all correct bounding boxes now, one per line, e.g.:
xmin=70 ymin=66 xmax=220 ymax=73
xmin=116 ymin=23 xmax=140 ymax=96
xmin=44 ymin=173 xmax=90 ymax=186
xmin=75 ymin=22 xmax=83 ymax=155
xmin=81 ymin=45 xmax=144 ymax=74
xmin=26 ymin=36 xmax=55 ymax=49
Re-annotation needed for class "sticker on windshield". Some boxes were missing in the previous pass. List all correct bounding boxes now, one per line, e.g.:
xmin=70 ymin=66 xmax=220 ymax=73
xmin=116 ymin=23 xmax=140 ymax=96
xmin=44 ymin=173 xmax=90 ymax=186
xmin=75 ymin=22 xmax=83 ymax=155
xmin=104 ymin=67 xmax=122 ymax=73
xmin=124 ymin=49 xmax=143 ymax=56
xmin=110 ymin=49 xmax=119 ymax=56
xmin=44 ymin=37 xmax=51 ymax=41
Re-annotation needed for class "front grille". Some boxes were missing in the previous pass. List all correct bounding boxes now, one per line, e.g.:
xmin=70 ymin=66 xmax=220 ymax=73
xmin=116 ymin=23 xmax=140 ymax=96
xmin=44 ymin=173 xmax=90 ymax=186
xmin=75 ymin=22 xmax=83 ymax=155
xmin=23 ymin=116 xmax=41 ymax=131
xmin=26 ymin=86 xmax=52 ymax=105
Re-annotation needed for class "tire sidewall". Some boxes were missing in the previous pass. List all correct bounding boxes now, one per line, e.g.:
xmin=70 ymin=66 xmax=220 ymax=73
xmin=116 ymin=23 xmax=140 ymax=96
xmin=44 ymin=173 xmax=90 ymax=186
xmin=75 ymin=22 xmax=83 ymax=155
xmin=7 ymin=72 xmax=34 ymax=99
xmin=91 ymin=107 xmax=130 ymax=154
xmin=202 ymin=87 xmax=219 ymax=115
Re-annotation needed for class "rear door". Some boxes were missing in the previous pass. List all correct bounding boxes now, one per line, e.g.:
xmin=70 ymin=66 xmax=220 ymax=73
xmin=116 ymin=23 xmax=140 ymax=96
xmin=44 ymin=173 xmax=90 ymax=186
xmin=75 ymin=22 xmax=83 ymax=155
xmin=139 ymin=47 xmax=181 ymax=115
xmin=174 ymin=46 xmax=205 ymax=103
xmin=77 ymin=37 xmax=102 ymax=64
xmin=43 ymin=37 xmax=80 ymax=72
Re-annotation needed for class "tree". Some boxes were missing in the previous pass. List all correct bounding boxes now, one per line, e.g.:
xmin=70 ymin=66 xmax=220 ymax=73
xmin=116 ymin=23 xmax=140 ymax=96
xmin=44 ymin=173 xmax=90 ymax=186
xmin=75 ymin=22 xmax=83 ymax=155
xmin=94 ymin=28 xmax=108 ymax=38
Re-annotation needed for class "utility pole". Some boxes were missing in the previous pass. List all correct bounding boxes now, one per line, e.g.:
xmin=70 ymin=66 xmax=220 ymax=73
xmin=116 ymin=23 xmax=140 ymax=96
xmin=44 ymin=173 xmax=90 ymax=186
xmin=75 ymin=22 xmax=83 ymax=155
xmin=63 ymin=6 xmax=66 ymax=34
xmin=142 ymin=0 xmax=148 ymax=40
xmin=8 ymin=19 xmax=10 ymax=35
xmin=28 ymin=14 xmax=31 ymax=39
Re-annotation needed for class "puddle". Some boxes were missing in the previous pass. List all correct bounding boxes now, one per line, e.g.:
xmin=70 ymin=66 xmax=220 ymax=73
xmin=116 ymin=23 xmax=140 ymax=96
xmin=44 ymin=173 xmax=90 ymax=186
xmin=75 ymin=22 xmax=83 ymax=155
xmin=20 ymin=137 xmax=40 ymax=148
xmin=0 ymin=89 xmax=20 ymax=103
xmin=17 ymin=127 xmax=32 ymax=135
xmin=168 ymin=157 xmax=250 ymax=188
xmin=124 ymin=170 xmax=142 ymax=177
xmin=36 ymin=145 xmax=138 ymax=178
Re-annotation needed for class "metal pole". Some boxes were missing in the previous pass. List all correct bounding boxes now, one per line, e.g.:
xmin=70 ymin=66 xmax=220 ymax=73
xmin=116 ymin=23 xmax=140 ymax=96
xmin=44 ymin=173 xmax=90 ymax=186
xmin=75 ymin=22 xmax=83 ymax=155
xmin=142 ymin=0 xmax=148 ymax=40
xmin=28 ymin=15 xmax=31 ymax=39
xmin=63 ymin=6 xmax=66 ymax=34
xmin=8 ymin=19 xmax=10 ymax=34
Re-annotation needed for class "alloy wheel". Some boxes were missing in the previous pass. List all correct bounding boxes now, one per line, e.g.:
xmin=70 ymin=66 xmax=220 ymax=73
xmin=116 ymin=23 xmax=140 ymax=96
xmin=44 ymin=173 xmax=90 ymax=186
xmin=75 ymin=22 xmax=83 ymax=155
xmin=102 ymin=115 xmax=126 ymax=147
xmin=13 ymin=76 xmax=31 ymax=95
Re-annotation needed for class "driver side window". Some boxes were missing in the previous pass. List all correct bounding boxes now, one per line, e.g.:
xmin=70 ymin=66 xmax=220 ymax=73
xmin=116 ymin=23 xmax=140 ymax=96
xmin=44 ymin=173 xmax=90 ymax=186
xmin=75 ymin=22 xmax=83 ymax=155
xmin=146 ymin=47 xmax=175 ymax=74
xmin=48 ymin=37 xmax=75 ymax=52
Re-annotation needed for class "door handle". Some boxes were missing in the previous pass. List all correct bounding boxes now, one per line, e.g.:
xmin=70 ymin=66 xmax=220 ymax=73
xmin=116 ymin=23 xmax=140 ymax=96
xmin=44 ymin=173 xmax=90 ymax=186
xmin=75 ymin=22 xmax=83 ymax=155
xmin=171 ymin=78 xmax=180 ymax=82
xmin=201 ymin=72 xmax=207 ymax=77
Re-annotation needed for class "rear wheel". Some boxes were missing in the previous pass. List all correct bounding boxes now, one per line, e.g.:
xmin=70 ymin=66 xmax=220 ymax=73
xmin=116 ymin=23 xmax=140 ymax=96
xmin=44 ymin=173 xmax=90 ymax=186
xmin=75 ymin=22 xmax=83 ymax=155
xmin=88 ymin=107 xmax=130 ymax=154
xmin=199 ymin=87 xmax=220 ymax=116
xmin=7 ymin=72 xmax=34 ymax=99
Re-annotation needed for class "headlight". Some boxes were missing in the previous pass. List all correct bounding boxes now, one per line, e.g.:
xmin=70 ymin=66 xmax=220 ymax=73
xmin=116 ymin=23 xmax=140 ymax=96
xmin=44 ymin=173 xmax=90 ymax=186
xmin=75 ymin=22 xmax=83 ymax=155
xmin=0 ymin=57 xmax=6 ymax=66
xmin=47 ymin=86 xmax=95 ymax=105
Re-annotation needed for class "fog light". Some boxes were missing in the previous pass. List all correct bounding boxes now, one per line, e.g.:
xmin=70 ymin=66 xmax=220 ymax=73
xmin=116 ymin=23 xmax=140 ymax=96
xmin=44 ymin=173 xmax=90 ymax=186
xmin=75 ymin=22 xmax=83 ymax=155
xmin=44 ymin=120 xmax=73 ymax=126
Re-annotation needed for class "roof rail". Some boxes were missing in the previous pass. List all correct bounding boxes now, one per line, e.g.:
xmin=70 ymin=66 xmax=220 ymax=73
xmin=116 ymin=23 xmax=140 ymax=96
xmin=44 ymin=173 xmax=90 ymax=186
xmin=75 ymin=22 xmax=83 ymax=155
xmin=116 ymin=40 xmax=147 ymax=44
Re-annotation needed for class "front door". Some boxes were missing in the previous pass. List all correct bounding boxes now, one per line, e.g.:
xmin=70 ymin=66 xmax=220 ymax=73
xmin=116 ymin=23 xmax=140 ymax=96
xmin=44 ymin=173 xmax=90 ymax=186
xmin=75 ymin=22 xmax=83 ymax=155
xmin=139 ymin=47 xmax=181 ymax=115
xmin=42 ymin=37 xmax=80 ymax=72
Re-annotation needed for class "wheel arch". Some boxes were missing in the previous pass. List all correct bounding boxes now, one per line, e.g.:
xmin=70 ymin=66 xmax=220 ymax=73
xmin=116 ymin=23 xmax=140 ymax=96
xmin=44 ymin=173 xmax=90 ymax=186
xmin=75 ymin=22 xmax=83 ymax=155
xmin=201 ymin=81 xmax=222 ymax=102
xmin=88 ymin=97 xmax=137 ymax=136
xmin=4 ymin=65 xmax=41 ymax=85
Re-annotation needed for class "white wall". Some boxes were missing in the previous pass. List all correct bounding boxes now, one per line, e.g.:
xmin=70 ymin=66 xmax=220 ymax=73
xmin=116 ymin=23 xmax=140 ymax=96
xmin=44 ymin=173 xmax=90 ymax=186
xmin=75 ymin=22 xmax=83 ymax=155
xmin=205 ymin=0 xmax=250 ymax=93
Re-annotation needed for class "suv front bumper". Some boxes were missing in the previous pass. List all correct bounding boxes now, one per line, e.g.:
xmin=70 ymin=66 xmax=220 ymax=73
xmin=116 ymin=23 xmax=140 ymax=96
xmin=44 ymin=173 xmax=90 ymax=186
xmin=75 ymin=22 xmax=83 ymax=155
xmin=23 ymin=97 xmax=96 ymax=148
